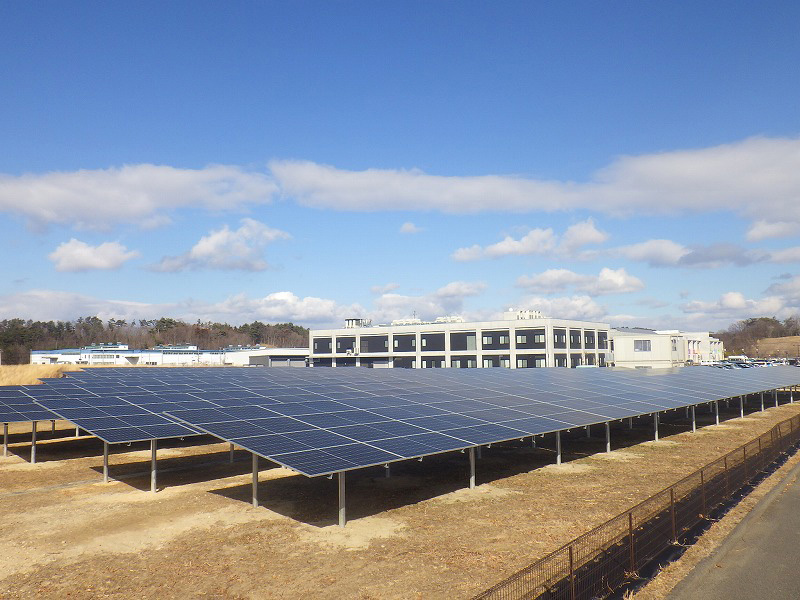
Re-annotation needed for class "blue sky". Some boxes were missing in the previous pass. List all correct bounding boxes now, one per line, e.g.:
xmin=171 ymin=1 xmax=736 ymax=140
xmin=2 ymin=1 xmax=800 ymax=332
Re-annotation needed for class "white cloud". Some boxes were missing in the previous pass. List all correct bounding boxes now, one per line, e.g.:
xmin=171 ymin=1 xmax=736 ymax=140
xmin=516 ymin=295 xmax=608 ymax=321
xmin=614 ymin=239 xmax=690 ymax=266
xmin=370 ymin=281 xmax=486 ymax=323
xmin=48 ymin=239 xmax=140 ymax=272
xmin=370 ymin=283 xmax=400 ymax=294
xmin=517 ymin=267 xmax=644 ymax=296
xmin=0 ymin=164 xmax=276 ymax=230
xmin=769 ymin=247 xmax=800 ymax=263
xmin=452 ymin=219 xmax=605 ymax=262
xmin=0 ymin=288 xmax=361 ymax=327
xmin=558 ymin=218 xmax=609 ymax=254
xmin=0 ymin=283 xmax=485 ymax=328
xmin=269 ymin=137 xmax=800 ymax=232
xmin=399 ymin=222 xmax=422 ymax=234
xmin=153 ymin=218 xmax=290 ymax=272
xmin=746 ymin=220 xmax=800 ymax=241
xmin=681 ymin=291 xmax=794 ymax=321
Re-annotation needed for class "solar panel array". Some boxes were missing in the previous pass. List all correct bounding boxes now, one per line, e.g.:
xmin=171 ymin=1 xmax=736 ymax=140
xmin=30 ymin=377 xmax=198 ymax=443
xmin=0 ymin=386 xmax=59 ymax=423
xmin=16 ymin=365 xmax=800 ymax=476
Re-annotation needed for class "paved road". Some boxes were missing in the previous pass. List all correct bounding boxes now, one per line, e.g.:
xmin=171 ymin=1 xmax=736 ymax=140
xmin=669 ymin=458 xmax=800 ymax=600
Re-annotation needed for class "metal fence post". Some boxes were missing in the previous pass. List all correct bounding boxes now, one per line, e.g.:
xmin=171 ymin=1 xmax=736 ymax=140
xmin=700 ymin=469 xmax=707 ymax=516
xmin=724 ymin=455 xmax=729 ymax=497
xmin=628 ymin=512 xmax=636 ymax=572
xmin=670 ymin=488 xmax=677 ymax=542
xmin=569 ymin=545 xmax=576 ymax=600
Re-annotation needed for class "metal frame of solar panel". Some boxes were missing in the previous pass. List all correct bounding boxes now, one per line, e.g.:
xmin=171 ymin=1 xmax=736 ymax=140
xmin=33 ymin=365 xmax=800 ymax=480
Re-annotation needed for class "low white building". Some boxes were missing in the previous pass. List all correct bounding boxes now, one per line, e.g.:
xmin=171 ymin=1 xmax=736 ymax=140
xmin=608 ymin=329 xmax=724 ymax=369
xmin=30 ymin=343 xmax=308 ymax=367
xmin=309 ymin=310 xmax=612 ymax=368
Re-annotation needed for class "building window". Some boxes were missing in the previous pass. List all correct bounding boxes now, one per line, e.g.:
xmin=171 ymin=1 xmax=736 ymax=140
xmin=480 ymin=330 xmax=510 ymax=350
xmin=553 ymin=329 xmax=567 ymax=349
xmin=569 ymin=330 xmax=582 ymax=348
xmin=598 ymin=331 xmax=608 ymax=350
xmin=634 ymin=339 xmax=652 ymax=352
xmin=516 ymin=329 xmax=546 ymax=349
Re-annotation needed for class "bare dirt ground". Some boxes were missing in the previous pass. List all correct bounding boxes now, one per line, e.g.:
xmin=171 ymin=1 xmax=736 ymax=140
xmin=2 ymin=373 xmax=800 ymax=599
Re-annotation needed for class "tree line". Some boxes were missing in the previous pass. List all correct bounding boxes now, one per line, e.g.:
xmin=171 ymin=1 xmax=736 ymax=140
xmin=0 ymin=317 xmax=309 ymax=365
xmin=715 ymin=316 xmax=800 ymax=357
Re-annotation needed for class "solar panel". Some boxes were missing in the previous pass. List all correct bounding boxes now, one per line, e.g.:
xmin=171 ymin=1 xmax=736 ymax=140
xmin=10 ymin=364 xmax=798 ymax=475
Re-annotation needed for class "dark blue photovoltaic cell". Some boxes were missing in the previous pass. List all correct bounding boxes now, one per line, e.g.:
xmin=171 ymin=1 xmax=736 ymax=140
xmin=4 ymin=362 xmax=797 ymax=475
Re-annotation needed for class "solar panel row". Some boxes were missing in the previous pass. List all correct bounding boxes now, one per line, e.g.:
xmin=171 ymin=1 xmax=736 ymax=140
xmin=16 ymin=365 xmax=800 ymax=476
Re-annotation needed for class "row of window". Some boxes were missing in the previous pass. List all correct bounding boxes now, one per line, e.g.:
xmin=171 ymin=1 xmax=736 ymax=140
xmin=314 ymin=353 xmax=606 ymax=368
xmin=313 ymin=329 xmax=609 ymax=354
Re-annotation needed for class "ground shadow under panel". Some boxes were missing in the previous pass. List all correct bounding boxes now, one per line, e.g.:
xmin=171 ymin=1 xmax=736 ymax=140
xmin=87 ymin=447 xmax=264 ymax=492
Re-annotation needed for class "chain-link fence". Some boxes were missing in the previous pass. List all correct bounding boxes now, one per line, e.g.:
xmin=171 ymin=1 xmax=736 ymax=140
xmin=475 ymin=409 xmax=800 ymax=600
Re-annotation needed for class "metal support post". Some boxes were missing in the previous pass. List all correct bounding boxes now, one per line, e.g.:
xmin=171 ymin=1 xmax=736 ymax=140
xmin=761 ymin=392 xmax=765 ymax=411
xmin=605 ymin=422 xmax=611 ymax=453
xmin=629 ymin=417 xmax=634 ymax=429
xmin=75 ymin=426 xmax=80 ymax=437
xmin=385 ymin=463 xmax=391 ymax=478
xmin=586 ymin=425 xmax=591 ymax=438
xmin=531 ymin=436 xmax=536 ymax=448
xmin=51 ymin=419 xmax=56 ymax=433
xmin=740 ymin=395 xmax=744 ymax=419
xmin=791 ymin=386 xmax=795 ymax=403
xmin=654 ymin=413 xmax=659 ymax=442
xmin=468 ymin=447 xmax=476 ymax=489
xmin=477 ymin=445 xmax=482 ymax=459
xmin=774 ymin=389 xmax=779 ymax=408
xmin=103 ymin=441 xmax=109 ymax=483
xmin=150 ymin=439 xmax=157 ymax=493
xmin=715 ymin=400 xmax=719 ymax=425
xmin=229 ymin=442 xmax=235 ymax=463
xmin=691 ymin=406 xmax=696 ymax=433
xmin=556 ymin=431 xmax=562 ymax=465
xmin=2 ymin=423 xmax=7 ymax=457
xmin=338 ymin=471 xmax=346 ymax=528
xmin=31 ymin=421 xmax=37 ymax=464
xmin=252 ymin=453 xmax=259 ymax=507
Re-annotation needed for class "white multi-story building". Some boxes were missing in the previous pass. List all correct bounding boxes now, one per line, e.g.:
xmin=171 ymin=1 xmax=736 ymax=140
xmin=309 ymin=310 xmax=612 ymax=369
xmin=30 ymin=343 xmax=308 ymax=367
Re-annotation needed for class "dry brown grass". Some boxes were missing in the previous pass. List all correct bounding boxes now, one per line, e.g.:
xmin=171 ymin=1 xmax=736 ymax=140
xmin=0 ymin=364 xmax=82 ymax=386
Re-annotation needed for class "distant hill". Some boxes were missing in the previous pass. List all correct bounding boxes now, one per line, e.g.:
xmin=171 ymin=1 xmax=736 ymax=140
xmin=715 ymin=316 xmax=800 ymax=357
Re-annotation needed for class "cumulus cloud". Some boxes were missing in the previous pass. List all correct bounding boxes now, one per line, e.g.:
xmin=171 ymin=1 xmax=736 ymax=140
xmin=48 ymin=239 xmax=140 ymax=272
xmin=614 ymin=239 xmax=690 ymax=266
xmin=746 ymin=220 xmax=800 ymax=241
xmin=517 ymin=267 xmax=644 ymax=296
xmin=152 ymin=218 xmax=290 ymax=272
xmin=516 ymin=295 xmax=608 ymax=321
xmin=399 ymin=222 xmax=422 ymax=234
xmin=681 ymin=291 xmax=791 ymax=320
xmin=0 ymin=288 xmax=361 ymax=326
xmin=370 ymin=283 xmax=400 ymax=294
xmin=677 ymin=244 xmax=767 ymax=268
xmin=0 ymin=164 xmax=277 ymax=230
xmin=269 ymin=137 xmax=800 ymax=231
xmin=613 ymin=239 xmax=797 ymax=268
xmin=452 ymin=219 xmax=605 ymax=262
xmin=370 ymin=281 xmax=487 ymax=323
xmin=0 ymin=283 xmax=485 ymax=328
